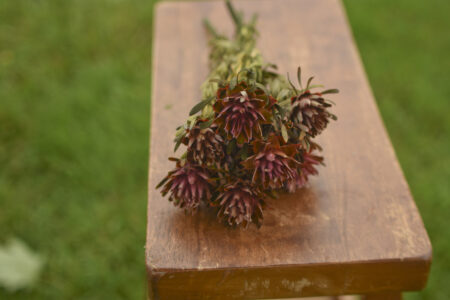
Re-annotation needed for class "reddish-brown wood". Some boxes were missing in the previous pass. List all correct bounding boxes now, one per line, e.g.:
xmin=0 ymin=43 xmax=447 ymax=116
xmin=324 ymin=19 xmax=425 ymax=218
xmin=269 ymin=296 xmax=357 ymax=300
xmin=147 ymin=296 xmax=359 ymax=300
xmin=270 ymin=296 xmax=358 ymax=300
xmin=363 ymin=292 xmax=402 ymax=300
xmin=146 ymin=0 xmax=432 ymax=299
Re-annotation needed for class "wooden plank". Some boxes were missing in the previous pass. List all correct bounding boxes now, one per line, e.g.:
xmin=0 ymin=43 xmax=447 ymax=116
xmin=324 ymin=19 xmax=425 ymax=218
xmin=362 ymin=292 xmax=402 ymax=300
xmin=148 ymin=296 xmax=360 ymax=300
xmin=265 ymin=296 xmax=359 ymax=300
xmin=265 ymin=296 xmax=358 ymax=300
xmin=149 ymin=296 xmax=359 ymax=300
xmin=146 ymin=0 xmax=432 ymax=299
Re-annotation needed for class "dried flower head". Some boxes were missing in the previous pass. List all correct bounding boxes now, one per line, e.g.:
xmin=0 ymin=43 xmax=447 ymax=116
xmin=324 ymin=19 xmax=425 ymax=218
xmin=184 ymin=120 xmax=224 ymax=164
xmin=242 ymin=135 xmax=300 ymax=189
xmin=290 ymin=91 xmax=336 ymax=137
xmin=158 ymin=161 xmax=212 ymax=210
xmin=157 ymin=1 xmax=338 ymax=228
xmin=216 ymin=180 xmax=264 ymax=227
xmin=285 ymin=150 xmax=324 ymax=192
xmin=214 ymin=82 xmax=271 ymax=144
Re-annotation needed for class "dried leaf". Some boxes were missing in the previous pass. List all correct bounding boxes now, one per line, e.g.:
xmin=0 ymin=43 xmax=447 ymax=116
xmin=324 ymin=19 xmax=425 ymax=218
xmin=281 ymin=124 xmax=289 ymax=142
xmin=0 ymin=238 xmax=44 ymax=292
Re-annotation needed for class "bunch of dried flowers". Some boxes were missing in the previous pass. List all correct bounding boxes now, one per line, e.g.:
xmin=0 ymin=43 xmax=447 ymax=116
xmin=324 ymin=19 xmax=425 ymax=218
xmin=157 ymin=0 xmax=338 ymax=227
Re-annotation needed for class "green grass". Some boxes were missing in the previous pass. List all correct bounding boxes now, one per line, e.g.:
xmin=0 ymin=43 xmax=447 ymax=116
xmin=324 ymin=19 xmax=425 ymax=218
xmin=0 ymin=0 xmax=154 ymax=299
xmin=0 ymin=0 xmax=448 ymax=299
xmin=343 ymin=1 xmax=450 ymax=299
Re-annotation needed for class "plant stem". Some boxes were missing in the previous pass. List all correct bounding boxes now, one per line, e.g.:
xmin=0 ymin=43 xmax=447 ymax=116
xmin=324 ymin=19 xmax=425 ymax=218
xmin=203 ymin=19 xmax=219 ymax=38
xmin=226 ymin=0 xmax=242 ymax=29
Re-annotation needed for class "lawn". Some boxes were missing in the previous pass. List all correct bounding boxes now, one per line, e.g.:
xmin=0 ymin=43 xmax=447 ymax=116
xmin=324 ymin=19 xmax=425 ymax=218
xmin=0 ymin=0 xmax=448 ymax=299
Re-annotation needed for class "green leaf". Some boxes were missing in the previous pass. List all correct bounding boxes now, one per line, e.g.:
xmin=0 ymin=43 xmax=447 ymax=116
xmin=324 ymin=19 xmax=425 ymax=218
xmin=246 ymin=69 xmax=256 ymax=81
xmin=306 ymin=76 xmax=314 ymax=89
xmin=189 ymin=96 xmax=213 ymax=116
xmin=239 ymin=144 xmax=249 ymax=160
xmin=321 ymin=88 xmax=339 ymax=95
xmin=237 ymin=68 xmax=253 ymax=82
xmin=277 ymin=89 xmax=291 ymax=101
xmin=226 ymin=0 xmax=242 ymax=28
xmin=296 ymin=66 xmax=302 ymax=89
xmin=299 ymin=130 xmax=306 ymax=141
xmin=203 ymin=19 xmax=219 ymax=38
xmin=198 ymin=119 xmax=214 ymax=129
xmin=263 ymin=63 xmax=278 ymax=70
xmin=156 ymin=175 xmax=169 ymax=189
xmin=173 ymin=134 xmax=185 ymax=152
xmin=275 ymin=104 xmax=286 ymax=115
xmin=209 ymin=78 xmax=225 ymax=85
xmin=298 ymin=84 xmax=324 ymax=94
xmin=305 ymin=137 xmax=311 ymax=152
xmin=229 ymin=77 xmax=237 ymax=90
xmin=226 ymin=139 xmax=236 ymax=154
xmin=325 ymin=99 xmax=336 ymax=105
xmin=286 ymin=73 xmax=298 ymax=94
xmin=270 ymin=78 xmax=281 ymax=95
xmin=0 ymin=238 xmax=44 ymax=292
xmin=255 ymin=83 xmax=270 ymax=103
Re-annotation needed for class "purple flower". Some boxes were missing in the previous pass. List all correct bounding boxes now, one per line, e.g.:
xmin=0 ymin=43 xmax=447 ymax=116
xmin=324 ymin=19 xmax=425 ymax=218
xmin=216 ymin=180 xmax=264 ymax=227
xmin=159 ymin=162 xmax=212 ymax=210
xmin=290 ymin=91 xmax=336 ymax=137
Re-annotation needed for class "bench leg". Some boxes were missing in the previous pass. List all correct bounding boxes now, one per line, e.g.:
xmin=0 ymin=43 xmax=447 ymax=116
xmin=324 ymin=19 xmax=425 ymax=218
xmin=362 ymin=292 xmax=402 ymax=300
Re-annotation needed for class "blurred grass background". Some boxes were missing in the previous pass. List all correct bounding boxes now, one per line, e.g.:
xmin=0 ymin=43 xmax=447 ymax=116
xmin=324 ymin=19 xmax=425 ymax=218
xmin=0 ymin=0 xmax=448 ymax=299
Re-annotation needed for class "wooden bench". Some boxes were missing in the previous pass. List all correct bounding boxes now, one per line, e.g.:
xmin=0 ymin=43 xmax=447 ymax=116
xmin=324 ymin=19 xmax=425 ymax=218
xmin=146 ymin=0 xmax=432 ymax=299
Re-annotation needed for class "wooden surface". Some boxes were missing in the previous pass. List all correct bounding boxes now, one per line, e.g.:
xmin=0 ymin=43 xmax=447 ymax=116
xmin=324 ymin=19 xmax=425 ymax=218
xmin=146 ymin=0 xmax=432 ymax=299
xmin=264 ymin=296 xmax=358 ymax=300
xmin=362 ymin=292 xmax=402 ymax=300
xmin=260 ymin=297 xmax=358 ymax=300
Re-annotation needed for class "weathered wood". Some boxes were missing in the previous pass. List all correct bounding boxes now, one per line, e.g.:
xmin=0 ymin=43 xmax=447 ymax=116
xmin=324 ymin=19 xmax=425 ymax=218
xmin=149 ymin=296 xmax=358 ymax=300
xmin=146 ymin=0 xmax=432 ymax=299
xmin=148 ymin=296 xmax=359 ymax=300
xmin=268 ymin=296 xmax=358 ymax=300
xmin=363 ymin=292 xmax=402 ymax=300
xmin=267 ymin=296 xmax=357 ymax=300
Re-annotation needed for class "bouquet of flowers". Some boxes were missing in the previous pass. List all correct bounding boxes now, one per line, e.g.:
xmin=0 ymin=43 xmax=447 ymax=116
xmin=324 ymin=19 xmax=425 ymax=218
xmin=157 ymin=0 xmax=338 ymax=227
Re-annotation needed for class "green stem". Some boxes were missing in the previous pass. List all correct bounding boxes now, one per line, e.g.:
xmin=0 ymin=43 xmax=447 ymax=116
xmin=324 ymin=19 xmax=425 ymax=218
xmin=226 ymin=0 xmax=242 ymax=29
xmin=203 ymin=19 xmax=219 ymax=38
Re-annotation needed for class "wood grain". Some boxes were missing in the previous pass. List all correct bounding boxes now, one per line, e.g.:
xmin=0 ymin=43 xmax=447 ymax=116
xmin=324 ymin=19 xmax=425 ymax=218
xmin=263 ymin=296 xmax=357 ymax=300
xmin=362 ymin=293 xmax=402 ymax=300
xmin=146 ymin=0 xmax=432 ymax=299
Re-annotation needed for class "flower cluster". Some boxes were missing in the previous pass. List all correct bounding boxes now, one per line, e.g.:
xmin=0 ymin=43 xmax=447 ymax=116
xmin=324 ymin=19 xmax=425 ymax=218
xmin=157 ymin=0 xmax=338 ymax=227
